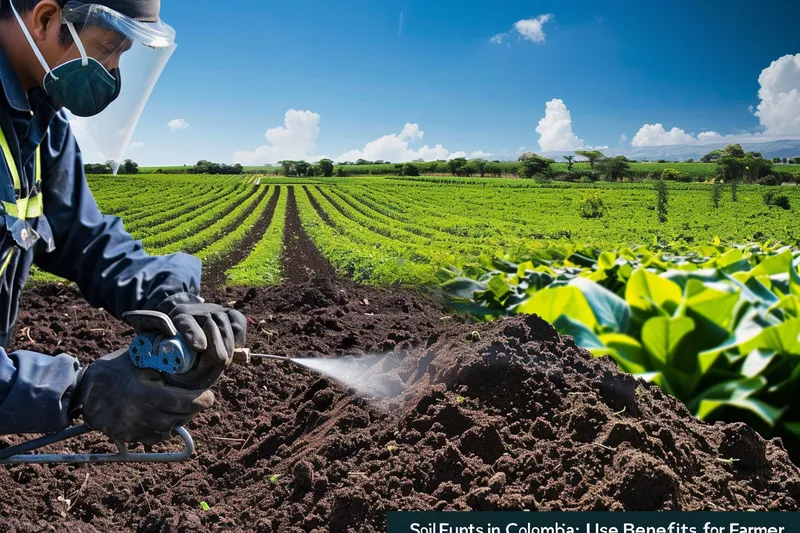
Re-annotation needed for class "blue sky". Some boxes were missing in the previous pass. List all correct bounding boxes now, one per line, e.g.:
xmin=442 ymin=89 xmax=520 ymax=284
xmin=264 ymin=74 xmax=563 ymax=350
xmin=76 ymin=0 xmax=800 ymax=165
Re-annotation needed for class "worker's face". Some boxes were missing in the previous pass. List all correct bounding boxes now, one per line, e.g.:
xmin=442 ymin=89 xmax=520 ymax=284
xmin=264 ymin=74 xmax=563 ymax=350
xmin=58 ymin=25 xmax=133 ymax=71
xmin=26 ymin=1 xmax=131 ymax=75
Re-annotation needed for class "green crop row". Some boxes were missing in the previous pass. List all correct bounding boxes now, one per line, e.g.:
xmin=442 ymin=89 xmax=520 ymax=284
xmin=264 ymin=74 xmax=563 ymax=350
xmin=195 ymin=187 xmax=277 ymax=265
xmin=151 ymin=185 xmax=267 ymax=255
xmin=226 ymin=187 xmax=287 ymax=286
xmin=141 ymin=186 xmax=258 ymax=250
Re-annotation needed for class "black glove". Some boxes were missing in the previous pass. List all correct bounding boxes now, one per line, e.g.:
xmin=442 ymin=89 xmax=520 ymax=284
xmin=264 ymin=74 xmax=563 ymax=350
xmin=156 ymin=292 xmax=247 ymax=367
xmin=73 ymin=348 xmax=215 ymax=445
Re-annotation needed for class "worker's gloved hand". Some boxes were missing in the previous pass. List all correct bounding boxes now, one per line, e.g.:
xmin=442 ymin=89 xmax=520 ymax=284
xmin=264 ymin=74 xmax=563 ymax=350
xmin=74 ymin=348 xmax=214 ymax=445
xmin=156 ymin=292 xmax=247 ymax=368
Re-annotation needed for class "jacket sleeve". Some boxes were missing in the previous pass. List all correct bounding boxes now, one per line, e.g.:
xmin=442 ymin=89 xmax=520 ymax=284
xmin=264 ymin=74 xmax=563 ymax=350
xmin=0 ymin=347 xmax=80 ymax=434
xmin=32 ymin=111 xmax=202 ymax=319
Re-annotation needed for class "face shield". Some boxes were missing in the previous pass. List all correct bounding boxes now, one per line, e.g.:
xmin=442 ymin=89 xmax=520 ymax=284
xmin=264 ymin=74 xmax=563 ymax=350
xmin=12 ymin=1 xmax=177 ymax=174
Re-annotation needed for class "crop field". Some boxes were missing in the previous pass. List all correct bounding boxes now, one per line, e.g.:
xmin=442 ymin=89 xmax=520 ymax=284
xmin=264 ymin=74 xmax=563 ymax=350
xmin=6 ymin=172 xmax=800 ymax=530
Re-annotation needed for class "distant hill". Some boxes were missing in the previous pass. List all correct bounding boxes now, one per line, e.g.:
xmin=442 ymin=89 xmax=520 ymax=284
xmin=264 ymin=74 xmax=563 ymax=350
xmin=537 ymin=139 xmax=800 ymax=162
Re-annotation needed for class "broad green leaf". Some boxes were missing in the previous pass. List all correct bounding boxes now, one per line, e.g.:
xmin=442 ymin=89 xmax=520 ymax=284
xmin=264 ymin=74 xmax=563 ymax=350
xmin=741 ymin=318 xmax=800 ymax=356
xmin=713 ymin=235 xmax=721 ymax=246
xmin=768 ymin=295 xmax=800 ymax=321
xmin=684 ymin=279 xmax=739 ymax=330
xmin=790 ymin=257 xmax=800 ymax=298
xmin=697 ymin=398 xmax=785 ymax=427
xmin=741 ymin=349 xmax=776 ymax=378
xmin=442 ymin=277 xmax=488 ymax=300
xmin=487 ymin=276 xmax=511 ymax=299
xmin=749 ymin=249 xmax=793 ymax=278
xmin=554 ymin=315 xmax=605 ymax=350
xmin=625 ymin=268 xmax=683 ymax=316
xmin=689 ymin=376 xmax=766 ymax=407
xmin=516 ymin=286 xmax=597 ymax=329
xmin=491 ymin=257 xmax=518 ymax=273
xmin=598 ymin=251 xmax=616 ymax=271
xmin=783 ymin=422 xmax=800 ymax=439
xmin=570 ymin=277 xmax=630 ymax=332
xmin=600 ymin=333 xmax=649 ymax=374
xmin=641 ymin=316 xmax=695 ymax=366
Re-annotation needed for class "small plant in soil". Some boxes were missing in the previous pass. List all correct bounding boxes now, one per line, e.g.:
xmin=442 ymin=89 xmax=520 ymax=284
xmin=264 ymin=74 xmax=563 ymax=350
xmin=269 ymin=474 xmax=280 ymax=483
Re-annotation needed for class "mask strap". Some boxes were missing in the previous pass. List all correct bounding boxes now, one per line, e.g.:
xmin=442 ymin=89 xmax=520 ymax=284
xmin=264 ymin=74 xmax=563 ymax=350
xmin=8 ymin=0 xmax=58 ymax=80
xmin=66 ymin=22 xmax=89 ymax=67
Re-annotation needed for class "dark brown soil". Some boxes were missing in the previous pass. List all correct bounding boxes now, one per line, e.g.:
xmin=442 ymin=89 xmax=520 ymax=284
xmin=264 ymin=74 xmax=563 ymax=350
xmin=282 ymin=186 xmax=337 ymax=284
xmin=1 ymin=280 xmax=799 ymax=532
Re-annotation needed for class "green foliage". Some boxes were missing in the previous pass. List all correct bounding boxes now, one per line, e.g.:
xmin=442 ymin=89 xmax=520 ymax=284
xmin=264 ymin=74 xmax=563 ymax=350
xmin=575 ymin=150 xmax=606 ymax=168
xmin=724 ymin=143 xmax=746 ymax=158
xmin=701 ymin=150 xmax=724 ymax=163
xmin=84 ymin=163 xmax=113 ymax=174
xmin=763 ymin=190 xmax=791 ymax=210
xmin=518 ymin=153 xmax=553 ymax=178
xmin=579 ymin=193 xmax=606 ymax=219
xmin=441 ymin=241 xmax=800 ymax=449
xmin=655 ymin=178 xmax=668 ymax=223
xmin=317 ymin=159 xmax=334 ymax=178
xmin=120 ymin=159 xmax=139 ymax=174
xmin=563 ymin=155 xmax=575 ymax=172
xmin=192 ymin=160 xmax=244 ymax=175
xmin=597 ymin=156 xmax=630 ymax=181
xmin=712 ymin=179 xmax=722 ymax=209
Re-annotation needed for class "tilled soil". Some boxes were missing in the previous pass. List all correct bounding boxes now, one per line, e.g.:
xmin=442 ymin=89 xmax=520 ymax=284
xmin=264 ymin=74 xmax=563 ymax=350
xmin=1 ymin=279 xmax=799 ymax=532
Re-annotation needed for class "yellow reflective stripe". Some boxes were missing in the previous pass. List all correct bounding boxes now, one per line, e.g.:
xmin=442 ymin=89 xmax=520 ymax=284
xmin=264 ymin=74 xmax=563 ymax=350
xmin=0 ymin=125 xmax=43 ymax=221
xmin=0 ymin=126 xmax=21 ymax=191
xmin=25 ymin=195 xmax=43 ymax=218
xmin=0 ymin=248 xmax=15 ymax=278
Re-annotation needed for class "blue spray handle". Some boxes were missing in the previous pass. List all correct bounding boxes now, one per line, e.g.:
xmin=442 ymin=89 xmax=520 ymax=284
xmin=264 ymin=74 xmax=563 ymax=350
xmin=128 ymin=332 xmax=197 ymax=374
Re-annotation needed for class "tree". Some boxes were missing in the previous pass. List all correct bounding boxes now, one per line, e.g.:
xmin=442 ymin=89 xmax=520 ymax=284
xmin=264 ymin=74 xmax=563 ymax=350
xmin=563 ymin=155 xmax=575 ymax=172
xmin=317 ymin=158 xmax=334 ymax=177
xmin=472 ymin=158 xmax=488 ymax=177
xmin=742 ymin=153 xmax=772 ymax=183
xmin=701 ymin=150 xmax=724 ymax=163
xmin=447 ymin=157 xmax=468 ymax=176
xmin=782 ymin=157 xmax=788 ymax=164
xmin=772 ymin=157 xmax=782 ymax=164
xmin=121 ymin=159 xmax=139 ymax=174
xmin=597 ymin=155 xmax=630 ymax=181
xmin=84 ymin=163 xmax=112 ymax=174
xmin=279 ymin=160 xmax=296 ymax=176
xmin=723 ymin=143 xmax=745 ymax=158
xmin=575 ymin=150 xmax=605 ymax=168
xmin=403 ymin=163 xmax=420 ymax=176
xmin=295 ymin=161 xmax=311 ymax=177
xmin=517 ymin=153 xmax=553 ymax=178
xmin=485 ymin=162 xmax=502 ymax=178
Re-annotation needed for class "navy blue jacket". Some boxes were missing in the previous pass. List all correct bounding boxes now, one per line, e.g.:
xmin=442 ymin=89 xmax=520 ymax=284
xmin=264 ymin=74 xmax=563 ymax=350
xmin=0 ymin=49 xmax=201 ymax=434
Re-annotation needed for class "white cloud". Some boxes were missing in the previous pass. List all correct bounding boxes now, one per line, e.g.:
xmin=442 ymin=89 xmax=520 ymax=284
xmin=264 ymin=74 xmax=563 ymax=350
xmin=619 ymin=134 xmax=628 ymax=143
xmin=468 ymin=150 xmax=491 ymax=158
xmin=513 ymin=14 xmax=553 ymax=44
xmin=129 ymin=142 xmax=144 ymax=149
xmin=586 ymin=145 xmax=609 ymax=150
xmin=627 ymin=54 xmax=800 ymax=148
xmin=490 ymin=32 xmax=508 ymax=44
xmin=399 ymin=123 xmax=424 ymax=141
xmin=748 ymin=105 xmax=754 ymax=114
xmin=233 ymin=109 xmax=321 ymax=165
xmin=536 ymin=98 xmax=585 ymax=152
xmin=168 ymin=118 xmax=189 ymax=131
xmin=631 ymin=124 xmax=696 ymax=147
xmin=337 ymin=123 xmax=470 ymax=163
xmin=755 ymin=54 xmax=800 ymax=135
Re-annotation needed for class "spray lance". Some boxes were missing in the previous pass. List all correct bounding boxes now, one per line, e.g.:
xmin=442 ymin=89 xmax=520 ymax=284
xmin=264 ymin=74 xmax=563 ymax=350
xmin=0 ymin=310 xmax=300 ymax=465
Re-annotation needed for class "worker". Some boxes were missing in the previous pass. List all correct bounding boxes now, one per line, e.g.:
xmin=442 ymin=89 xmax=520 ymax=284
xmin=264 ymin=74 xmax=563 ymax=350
xmin=0 ymin=0 xmax=246 ymax=445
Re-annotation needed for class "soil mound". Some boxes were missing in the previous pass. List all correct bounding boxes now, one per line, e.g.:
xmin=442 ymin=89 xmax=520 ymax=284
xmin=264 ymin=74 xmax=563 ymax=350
xmin=1 ymin=283 xmax=799 ymax=533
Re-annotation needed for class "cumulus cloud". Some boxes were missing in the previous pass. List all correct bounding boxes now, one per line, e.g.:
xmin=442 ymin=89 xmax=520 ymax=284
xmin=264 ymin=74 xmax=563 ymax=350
xmin=514 ymin=14 xmax=553 ymax=44
xmin=337 ymin=123 xmax=456 ymax=163
xmin=536 ymin=98 xmax=585 ymax=152
xmin=491 ymin=14 xmax=553 ymax=45
xmin=399 ymin=123 xmax=424 ymax=141
xmin=755 ymin=53 xmax=800 ymax=135
xmin=233 ymin=110 xmax=321 ymax=165
xmin=167 ymin=118 xmax=189 ymax=131
xmin=619 ymin=134 xmax=628 ymax=143
xmin=631 ymin=124 xmax=696 ymax=147
xmin=628 ymin=54 xmax=800 ymax=147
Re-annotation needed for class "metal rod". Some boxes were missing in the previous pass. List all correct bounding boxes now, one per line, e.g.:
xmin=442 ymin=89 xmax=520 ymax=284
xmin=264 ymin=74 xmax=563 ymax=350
xmin=0 ymin=426 xmax=195 ymax=464
xmin=0 ymin=424 xmax=91 ymax=461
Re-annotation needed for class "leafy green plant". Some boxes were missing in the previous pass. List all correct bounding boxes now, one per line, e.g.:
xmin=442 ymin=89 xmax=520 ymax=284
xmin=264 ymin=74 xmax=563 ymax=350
xmin=269 ymin=474 xmax=280 ymax=483
xmin=200 ymin=501 xmax=210 ymax=511
xmin=442 ymin=240 xmax=800 ymax=454
xmin=764 ymin=190 xmax=791 ymax=210
xmin=712 ymin=180 xmax=722 ymax=208
xmin=656 ymin=178 xmax=668 ymax=223
xmin=579 ymin=193 xmax=606 ymax=219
